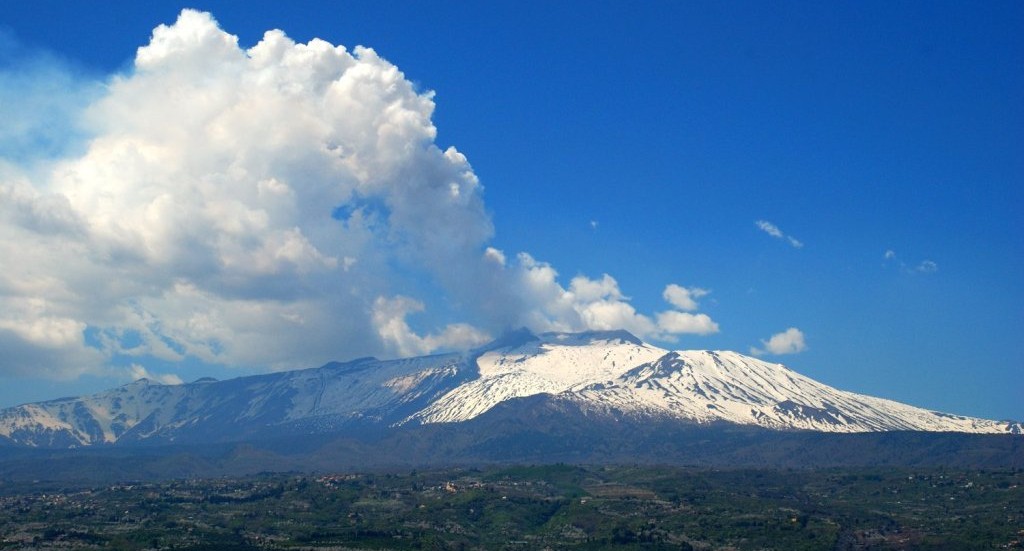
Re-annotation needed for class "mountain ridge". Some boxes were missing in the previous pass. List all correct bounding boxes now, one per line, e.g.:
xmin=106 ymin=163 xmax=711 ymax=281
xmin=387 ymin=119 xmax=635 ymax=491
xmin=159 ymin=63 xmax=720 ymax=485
xmin=0 ymin=330 xmax=1019 ymax=449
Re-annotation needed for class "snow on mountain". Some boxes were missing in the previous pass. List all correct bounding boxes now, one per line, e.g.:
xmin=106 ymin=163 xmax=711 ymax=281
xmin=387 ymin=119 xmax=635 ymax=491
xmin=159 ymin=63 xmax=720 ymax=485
xmin=0 ymin=353 xmax=474 ymax=447
xmin=0 ymin=379 xmax=186 ymax=447
xmin=570 ymin=350 xmax=1016 ymax=433
xmin=407 ymin=330 xmax=664 ymax=424
xmin=0 ymin=330 xmax=1019 ymax=448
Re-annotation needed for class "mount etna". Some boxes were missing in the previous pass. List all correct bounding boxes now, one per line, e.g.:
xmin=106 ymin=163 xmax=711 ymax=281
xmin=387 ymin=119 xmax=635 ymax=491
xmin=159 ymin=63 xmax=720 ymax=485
xmin=1 ymin=330 xmax=1018 ymax=462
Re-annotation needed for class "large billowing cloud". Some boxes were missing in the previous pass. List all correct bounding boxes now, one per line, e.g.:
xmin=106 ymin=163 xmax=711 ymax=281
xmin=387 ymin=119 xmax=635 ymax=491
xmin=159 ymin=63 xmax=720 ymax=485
xmin=0 ymin=10 xmax=719 ymax=380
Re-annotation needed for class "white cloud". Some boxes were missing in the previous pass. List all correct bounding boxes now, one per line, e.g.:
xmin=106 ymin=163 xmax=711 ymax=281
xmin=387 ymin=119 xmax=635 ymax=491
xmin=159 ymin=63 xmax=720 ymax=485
xmin=491 ymin=253 xmax=719 ymax=341
xmin=662 ymin=284 xmax=709 ymax=311
xmin=128 ymin=364 xmax=183 ymax=385
xmin=0 ymin=10 xmax=494 ymax=374
xmin=883 ymin=250 xmax=938 ymax=275
xmin=755 ymin=220 xmax=783 ymax=238
xmin=483 ymin=247 xmax=506 ymax=266
xmin=750 ymin=327 xmax=807 ymax=356
xmin=655 ymin=311 xmax=719 ymax=336
xmin=372 ymin=296 xmax=491 ymax=358
xmin=755 ymin=219 xmax=803 ymax=248
xmin=570 ymin=274 xmax=624 ymax=303
xmin=0 ymin=10 xmax=723 ymax=383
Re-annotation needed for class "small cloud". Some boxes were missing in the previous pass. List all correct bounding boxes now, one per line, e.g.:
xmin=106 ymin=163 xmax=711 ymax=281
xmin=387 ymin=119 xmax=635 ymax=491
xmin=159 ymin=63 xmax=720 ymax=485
xmin=484 ymin=246 xmax=506 ymax=266
xmin=656 ymin=311 xmax=719 ymax=336
xmin=750 ymin=327 xmax=807 ymax=356
xmin=755 ymin=220 xmax=803 ymax=248
xmin=756 ymin=220 xmax=784 ymax=238
xmin=652 ymin=284 xmax=719 ymax=340
xmin=128 ymin=364 xmax=183 ymax=385
xmin=372 ymin=295 xmax=491 ymax=357
xmin=662 ymin=284 xmax=709 ymax=312
xmin=883 ymin=250 xmax=938 ymax=274
xmin=589 ymin=220 xmax=598 ymax=230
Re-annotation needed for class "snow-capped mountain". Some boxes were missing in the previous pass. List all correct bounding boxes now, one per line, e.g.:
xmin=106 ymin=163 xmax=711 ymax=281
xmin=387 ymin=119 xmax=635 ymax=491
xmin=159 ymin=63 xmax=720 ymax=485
xmin=0 ymin=330 xmax=1019 ymax=448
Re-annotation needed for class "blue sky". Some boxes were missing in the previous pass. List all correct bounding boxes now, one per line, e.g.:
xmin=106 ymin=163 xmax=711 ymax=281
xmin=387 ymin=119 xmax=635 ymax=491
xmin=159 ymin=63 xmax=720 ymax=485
xmin=0 ymin=1 xmax=1020 ymax=421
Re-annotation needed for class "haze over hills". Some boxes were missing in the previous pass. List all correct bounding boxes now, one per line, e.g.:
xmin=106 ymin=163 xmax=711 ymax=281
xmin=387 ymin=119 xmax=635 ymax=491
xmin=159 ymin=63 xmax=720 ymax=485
xmin=0 ymin=330 xmax=1018 ymax=450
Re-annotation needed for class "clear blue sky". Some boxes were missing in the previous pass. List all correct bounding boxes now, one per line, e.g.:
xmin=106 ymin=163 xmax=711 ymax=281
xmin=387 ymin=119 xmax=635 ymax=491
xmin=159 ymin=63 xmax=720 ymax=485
xmin=1 ymin=1 xmax=1021 ymax=421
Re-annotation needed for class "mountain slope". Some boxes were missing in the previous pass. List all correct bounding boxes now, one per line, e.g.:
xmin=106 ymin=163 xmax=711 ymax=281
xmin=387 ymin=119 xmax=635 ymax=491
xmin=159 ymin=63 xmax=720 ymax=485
xmin=0 ymin=353 xmax=475 ymax=447
xmin=568 ymin=350 xmax=1013 ymax=433
xmin=0 ymin=330 xmax=1019 ymax=448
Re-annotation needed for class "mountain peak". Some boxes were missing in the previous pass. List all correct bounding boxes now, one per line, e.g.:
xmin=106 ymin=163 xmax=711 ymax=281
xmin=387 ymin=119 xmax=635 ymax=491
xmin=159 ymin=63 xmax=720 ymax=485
xmin=539 ymin=329 xmax=643 ymax=346
xmin=478 ymin=327 xmax=539 ymax=352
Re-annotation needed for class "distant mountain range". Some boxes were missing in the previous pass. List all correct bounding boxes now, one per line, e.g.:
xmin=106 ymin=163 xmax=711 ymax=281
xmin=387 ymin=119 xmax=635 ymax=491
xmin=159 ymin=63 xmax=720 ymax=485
xmin=2 ymin=330 xmax=1019 ymax=450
